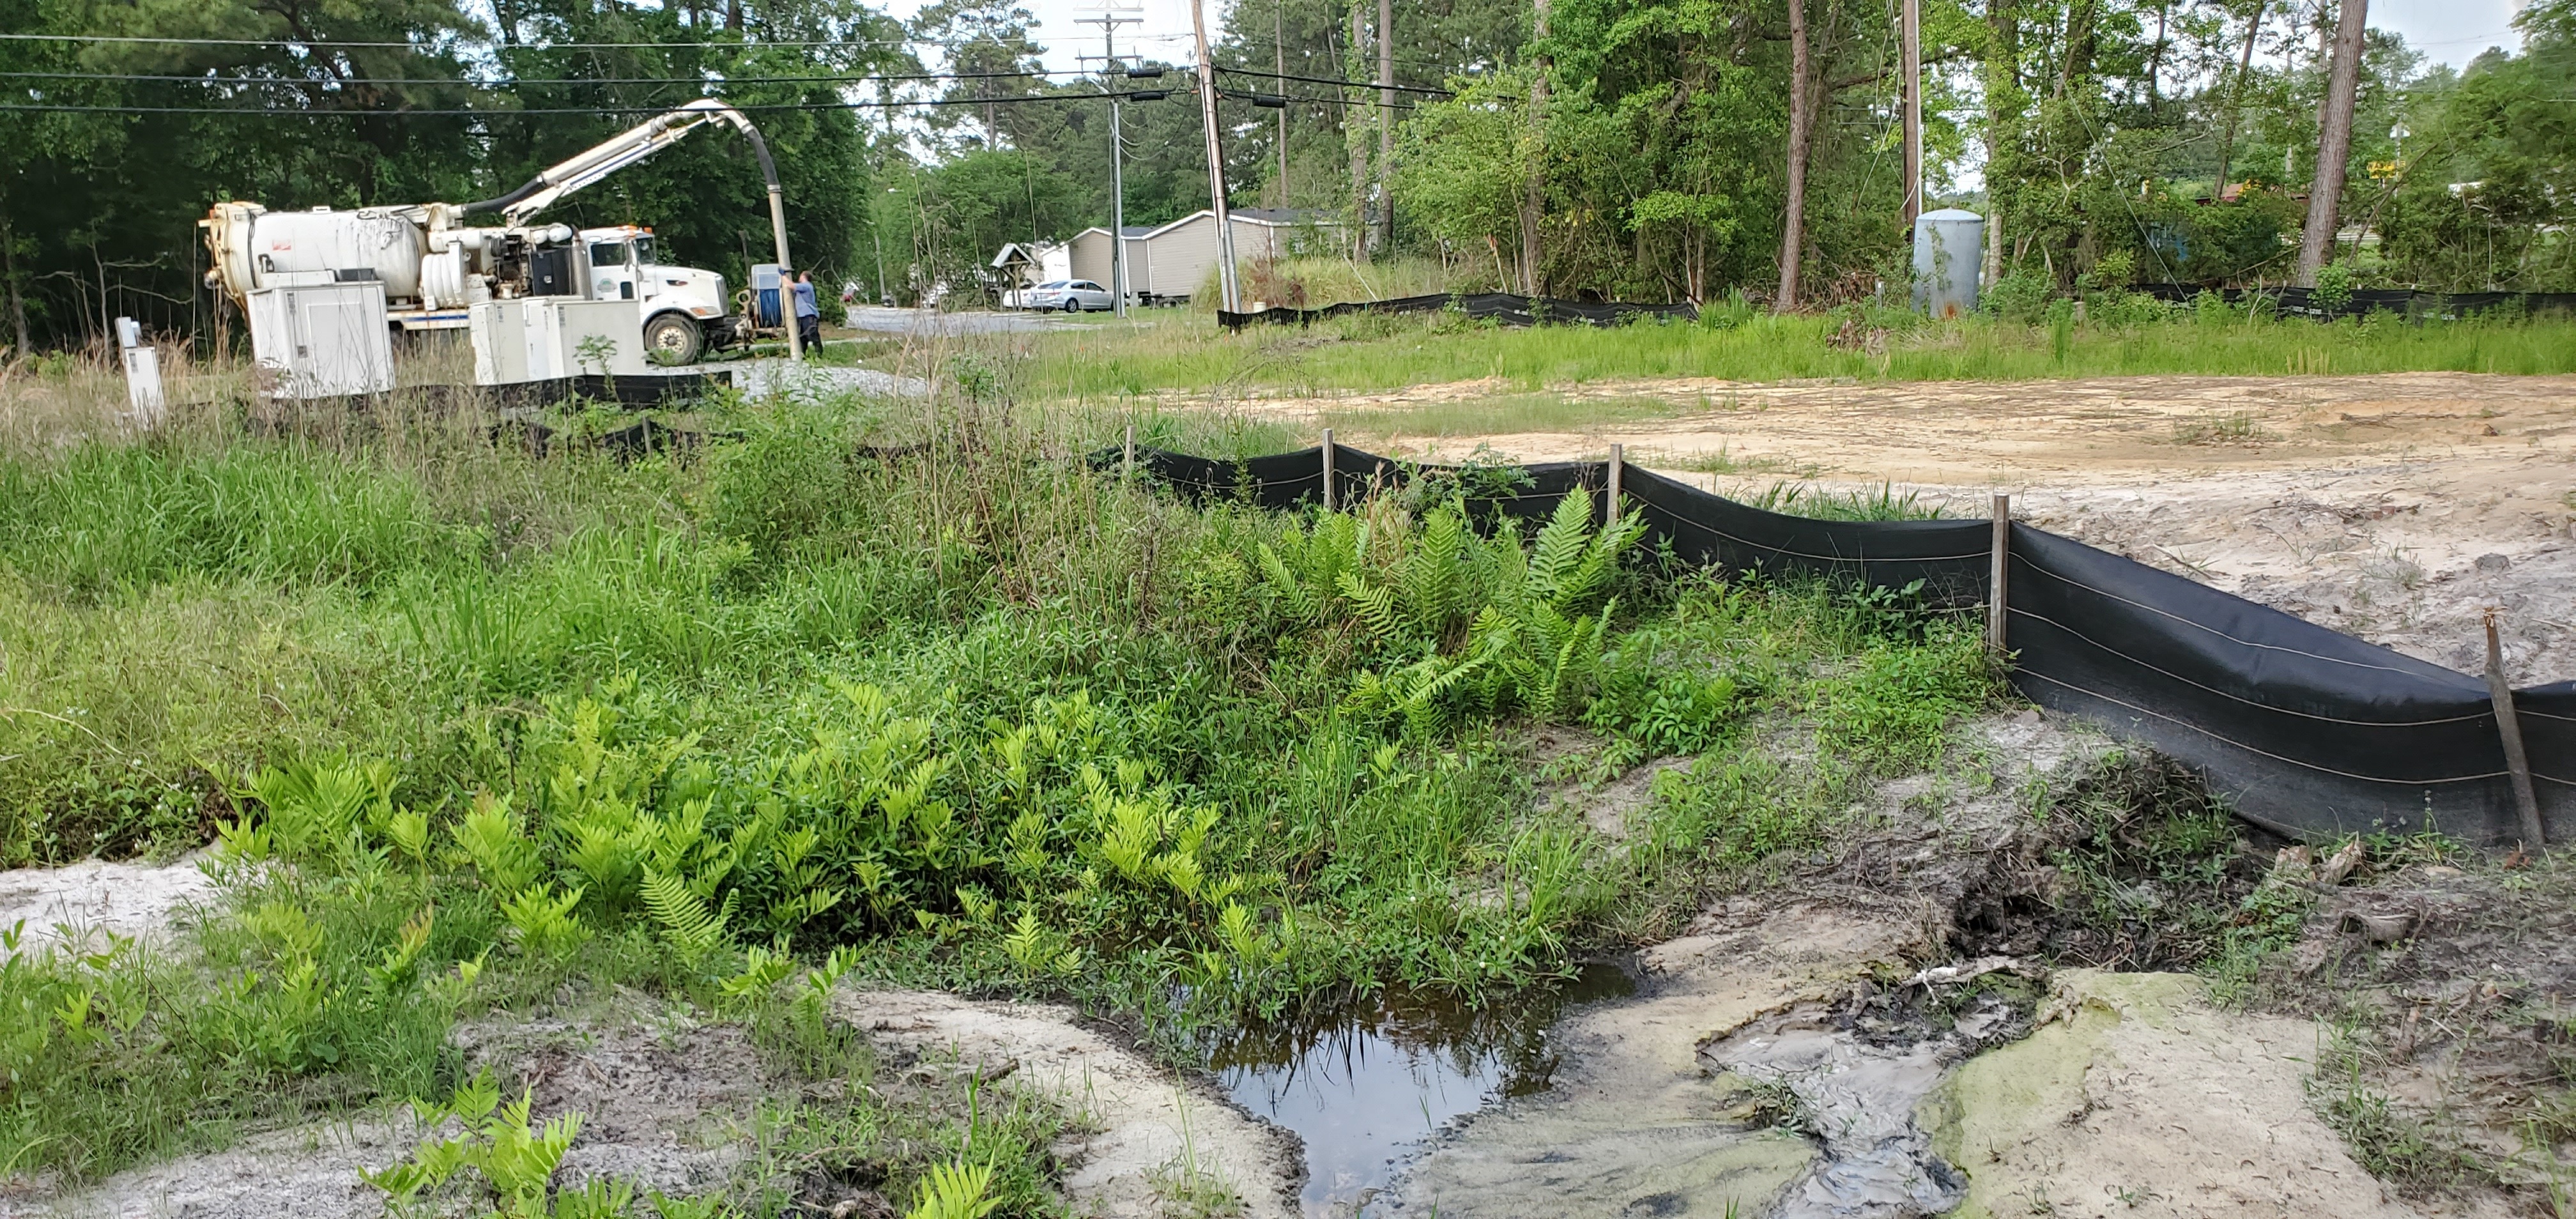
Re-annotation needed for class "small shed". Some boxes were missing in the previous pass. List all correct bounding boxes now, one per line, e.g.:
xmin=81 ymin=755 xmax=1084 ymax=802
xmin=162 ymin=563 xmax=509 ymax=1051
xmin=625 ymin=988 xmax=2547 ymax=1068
xmin=990 ymin=241 xmax=1071 ymax=307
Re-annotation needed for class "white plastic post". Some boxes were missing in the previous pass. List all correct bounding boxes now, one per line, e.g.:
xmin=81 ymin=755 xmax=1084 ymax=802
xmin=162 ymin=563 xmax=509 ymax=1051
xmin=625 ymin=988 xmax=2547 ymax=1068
xmin=116 ymin=317 xmax=165 ymax=427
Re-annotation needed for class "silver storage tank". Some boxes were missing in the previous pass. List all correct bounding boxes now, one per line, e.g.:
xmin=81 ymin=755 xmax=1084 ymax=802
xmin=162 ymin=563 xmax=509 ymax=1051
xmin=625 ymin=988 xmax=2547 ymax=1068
xmin=243 ymin=207 xmax=427 ymax=299
xmin=1910 ymin=208 xmax=1985 ymax=318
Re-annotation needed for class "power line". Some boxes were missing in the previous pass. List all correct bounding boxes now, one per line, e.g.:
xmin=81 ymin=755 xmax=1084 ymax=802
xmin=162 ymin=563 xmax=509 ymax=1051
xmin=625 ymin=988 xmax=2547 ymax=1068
xmin=1215 ymin=65 xmax=1452 ymax=96
xmin=0 ymin=68 xmax=1070 ymax=87
xmin=1216 ymin=86 xmax=1417 ymax=111
xmin=0 ymin=31 xmax=1036 ymax=50
xmin=0 ymin=91 xmax=1182 ymax=118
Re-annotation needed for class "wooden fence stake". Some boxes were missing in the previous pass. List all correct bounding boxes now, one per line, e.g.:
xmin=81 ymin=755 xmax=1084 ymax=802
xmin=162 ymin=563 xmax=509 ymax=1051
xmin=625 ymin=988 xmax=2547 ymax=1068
xmin=1321 ymin=428 xmax=1336 ymax=511
xmin=2487 ymin=608 xmax=2547 ymax=848
xmin=1606 ymin=443 xmax=1625 ymax=525
xmin=1989 ymin=493 xmax=2011 ymax=654
xmin=1123 ymin=424 xmax=1136 ymax=480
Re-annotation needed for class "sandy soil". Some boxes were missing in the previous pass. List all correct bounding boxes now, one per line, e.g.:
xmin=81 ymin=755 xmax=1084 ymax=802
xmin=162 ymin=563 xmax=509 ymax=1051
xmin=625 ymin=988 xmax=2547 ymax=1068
xmin=1383 ymin=714 xmax=2094 ymax=1217
xmin=17 ymin=1000 xmax=774 ymax=1219
xmin=1384 ymin=711 xmax=2472 ymax=1219
xmin=4 ymin=1117 xmax=416 ymax=1219
xmin=1931 ymin=970 xmax=2428 ymax=1219
xmin=830 ymin=986 xmax=1304 ymax=1219
xmin=449 ymin=1009 xmax=768 ymax=1199
xmin=0 ymin=853 xmax=217 ymax=956
xmin=1238 ymin=372 xmax=2576 ymax=684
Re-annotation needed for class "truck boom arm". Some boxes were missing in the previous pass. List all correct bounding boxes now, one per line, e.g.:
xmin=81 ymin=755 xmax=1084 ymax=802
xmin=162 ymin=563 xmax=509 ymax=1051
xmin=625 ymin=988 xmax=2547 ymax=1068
xmin=459 ymin=96 xmax=801 ymax=359
xmin=463 ymin=99 xmax=783 ymax=229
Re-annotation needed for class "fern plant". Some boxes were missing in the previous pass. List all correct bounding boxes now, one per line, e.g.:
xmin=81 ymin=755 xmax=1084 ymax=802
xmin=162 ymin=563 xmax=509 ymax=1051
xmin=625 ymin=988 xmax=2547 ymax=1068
xmin=240 ymin=755 xmax=398 ymax=867
xmin=717 ymin=939 xmax=797 ymax=1008
xmin=1331 ymin=492 xmax=1646 ymax=733
xmin=906 ymin=1160 xmax=1001 ymax=1219
xmin=363 ymin=1070 xmax=587 ymax=1219
xmin=641 ymin=867 xmax=733 ymax=967
xmin=450 ymin=793 xmax=542 ymax=898
xmin=1252 ymin=511 xmax=1363 ymax=625
xmin=500 ymin=884 xmax=589 ymax=962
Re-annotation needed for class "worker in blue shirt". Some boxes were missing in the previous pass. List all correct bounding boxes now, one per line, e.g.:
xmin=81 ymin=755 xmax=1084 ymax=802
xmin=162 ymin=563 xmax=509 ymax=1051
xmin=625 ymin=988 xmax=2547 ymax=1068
xmin=793 ymin=270 xmax=822 ymax=354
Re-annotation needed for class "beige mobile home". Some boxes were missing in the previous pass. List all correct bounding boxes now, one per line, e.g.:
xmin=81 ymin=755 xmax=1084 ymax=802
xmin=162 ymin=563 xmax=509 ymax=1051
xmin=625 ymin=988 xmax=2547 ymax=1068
xmin=1063 ymin=208 xmax=1343 ymax=305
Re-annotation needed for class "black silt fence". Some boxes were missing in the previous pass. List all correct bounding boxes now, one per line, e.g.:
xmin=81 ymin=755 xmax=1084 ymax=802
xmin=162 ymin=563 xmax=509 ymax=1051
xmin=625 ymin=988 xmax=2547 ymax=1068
xmin=1218 ymin=293 xmax=1699 ymax=332
xmin=1623 ymin=468 xmax=1994 ymax=609
xmin=1102 ymin=441 xmax=2569 ymax=847
xmin=2004 ymin=526 xmax=2568 ymax=842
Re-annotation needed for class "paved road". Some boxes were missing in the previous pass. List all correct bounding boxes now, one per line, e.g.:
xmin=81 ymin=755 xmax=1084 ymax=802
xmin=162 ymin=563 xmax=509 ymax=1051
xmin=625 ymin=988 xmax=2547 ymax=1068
xmin=839 ymin=305 xmax=1085 ymax=335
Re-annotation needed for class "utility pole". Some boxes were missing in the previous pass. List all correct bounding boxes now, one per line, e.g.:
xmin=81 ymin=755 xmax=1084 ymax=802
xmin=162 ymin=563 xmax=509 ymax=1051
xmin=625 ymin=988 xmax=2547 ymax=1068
xmin=2297 ymin=0 xmax=2367 ymax=286
xmin=871 ymin=119 xmax=889 ymax=307
xmin=1376 ymin=0 xmax=1395 ymax=252
xmin=1348 ymin=2 xmax=1369 ymax=252
xmin=1900 ymin=0 xmax=1922 ymax=227
xmin=876 ymin=82 xmax=898 ymax=305
xmin=1080 ymin=8 xmax=1142 ymax=317
xmin=1193 ymin=0 xmax=1243 ymax=310
xmin=1276 ymin=0 xmax=1291 ymax=206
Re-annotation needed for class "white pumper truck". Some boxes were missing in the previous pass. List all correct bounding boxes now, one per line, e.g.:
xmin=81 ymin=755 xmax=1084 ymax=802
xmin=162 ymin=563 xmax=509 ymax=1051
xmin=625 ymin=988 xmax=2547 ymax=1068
xmin=202 ymin=98 xmax=803 ymax=366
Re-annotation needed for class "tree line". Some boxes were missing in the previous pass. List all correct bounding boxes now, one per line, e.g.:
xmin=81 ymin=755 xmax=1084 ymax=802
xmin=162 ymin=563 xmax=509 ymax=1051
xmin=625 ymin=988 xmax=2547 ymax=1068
xmin=1 ymin=0 xmax=2570 ymax=348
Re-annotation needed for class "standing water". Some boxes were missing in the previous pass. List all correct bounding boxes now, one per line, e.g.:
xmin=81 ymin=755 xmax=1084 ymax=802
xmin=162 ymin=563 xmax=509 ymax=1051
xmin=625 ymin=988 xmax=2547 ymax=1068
xmin=1204 ymin=962 xmax=1636 ymax=1216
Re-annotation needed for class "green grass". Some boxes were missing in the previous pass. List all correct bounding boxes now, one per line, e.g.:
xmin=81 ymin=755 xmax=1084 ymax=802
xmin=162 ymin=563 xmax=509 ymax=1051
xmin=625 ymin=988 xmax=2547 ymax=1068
xmin=1735 ymin=482 xmax=1949 ymax=521
xmin=995 ymin=303 xmax=2576 ymax=401
xmin=0 ymin=355 xmax=2005 ymax=1204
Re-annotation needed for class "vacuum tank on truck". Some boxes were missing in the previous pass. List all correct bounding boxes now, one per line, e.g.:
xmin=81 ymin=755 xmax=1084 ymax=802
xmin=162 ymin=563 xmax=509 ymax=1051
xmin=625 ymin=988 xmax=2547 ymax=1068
xmin=201 ymin=98 xmax=804 ymax=366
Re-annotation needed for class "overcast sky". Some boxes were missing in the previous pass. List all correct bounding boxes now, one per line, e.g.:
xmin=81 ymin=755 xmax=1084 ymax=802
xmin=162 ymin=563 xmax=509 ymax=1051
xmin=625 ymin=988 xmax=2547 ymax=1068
xmin=878 ymin=0 xmax=2526 ymax=77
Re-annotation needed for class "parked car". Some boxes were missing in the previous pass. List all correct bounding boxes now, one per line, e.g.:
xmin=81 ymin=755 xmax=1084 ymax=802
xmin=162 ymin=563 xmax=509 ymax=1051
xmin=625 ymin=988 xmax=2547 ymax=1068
xmin=1023 ymin=279 xmax=1115 ymax=312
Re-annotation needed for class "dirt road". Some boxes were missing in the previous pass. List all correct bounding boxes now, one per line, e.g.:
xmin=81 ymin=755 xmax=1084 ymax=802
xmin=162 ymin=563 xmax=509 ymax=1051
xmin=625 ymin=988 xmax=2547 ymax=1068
xmin=1243 ymin=372 xmax=2576 ymax=685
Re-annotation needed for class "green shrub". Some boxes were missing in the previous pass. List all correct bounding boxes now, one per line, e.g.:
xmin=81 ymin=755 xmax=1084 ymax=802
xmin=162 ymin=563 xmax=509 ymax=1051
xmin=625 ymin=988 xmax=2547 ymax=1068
xmin=1808 ymin=626 xmax=1995 ymax=769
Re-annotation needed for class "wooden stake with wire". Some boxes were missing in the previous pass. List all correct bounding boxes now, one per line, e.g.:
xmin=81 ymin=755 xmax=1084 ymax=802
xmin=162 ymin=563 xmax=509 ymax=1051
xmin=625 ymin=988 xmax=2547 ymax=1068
xmin=2486 ymin=608 xmax=2546 ymax=848
xmin=1321 ymin=427 xmax=1336 ymax=511
xmin=1989 ymin=494 xmax=2011 ymax=654
xmin=1606 ymin=443 xmax=1623 ymax=525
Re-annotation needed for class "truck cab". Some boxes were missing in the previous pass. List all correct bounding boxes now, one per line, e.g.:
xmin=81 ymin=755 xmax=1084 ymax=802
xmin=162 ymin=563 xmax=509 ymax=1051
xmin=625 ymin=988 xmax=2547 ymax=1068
xmin=581 ymin=226 xmax=731 ymax=364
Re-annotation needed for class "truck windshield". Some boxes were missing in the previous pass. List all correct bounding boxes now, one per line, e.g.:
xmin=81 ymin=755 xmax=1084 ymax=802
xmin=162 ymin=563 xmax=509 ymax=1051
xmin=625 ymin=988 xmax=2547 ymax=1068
xmin=632 ymin=235 xmax=656 ymax=264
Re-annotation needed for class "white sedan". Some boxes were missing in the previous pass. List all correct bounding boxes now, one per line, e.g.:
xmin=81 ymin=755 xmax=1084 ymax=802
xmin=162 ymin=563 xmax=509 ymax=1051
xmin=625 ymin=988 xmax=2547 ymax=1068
xmin=1023 ymin=279 xmax=1116 ymax=312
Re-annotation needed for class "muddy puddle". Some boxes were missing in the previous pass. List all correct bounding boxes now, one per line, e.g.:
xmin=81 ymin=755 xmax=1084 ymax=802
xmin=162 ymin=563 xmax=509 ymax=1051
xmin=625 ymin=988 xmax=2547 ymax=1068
xmin=1699 ymin=965 xmax=2034 ymax=1219
xmin=1203 ymin=962 xmax=1636 ymax=1216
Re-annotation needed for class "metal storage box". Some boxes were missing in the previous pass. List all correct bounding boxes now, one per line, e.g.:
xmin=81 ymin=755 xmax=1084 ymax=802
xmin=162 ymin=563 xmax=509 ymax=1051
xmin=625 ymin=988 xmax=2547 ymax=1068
xmin=471 ymin=297 xmax=648 ymax=385
xmin=246 ymin=282 xmax=395 ymax=398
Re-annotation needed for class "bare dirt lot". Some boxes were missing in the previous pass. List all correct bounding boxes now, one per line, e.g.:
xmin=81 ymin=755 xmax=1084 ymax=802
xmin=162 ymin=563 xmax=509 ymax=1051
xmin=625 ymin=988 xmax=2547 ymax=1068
xmin=1237 ymin=372 xmax=2576 ymax=684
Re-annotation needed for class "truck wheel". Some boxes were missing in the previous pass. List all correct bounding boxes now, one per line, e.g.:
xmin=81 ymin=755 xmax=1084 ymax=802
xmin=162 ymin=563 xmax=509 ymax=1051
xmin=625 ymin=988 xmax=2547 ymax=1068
xmin=644 ymin=312 xmax=705 ymax=365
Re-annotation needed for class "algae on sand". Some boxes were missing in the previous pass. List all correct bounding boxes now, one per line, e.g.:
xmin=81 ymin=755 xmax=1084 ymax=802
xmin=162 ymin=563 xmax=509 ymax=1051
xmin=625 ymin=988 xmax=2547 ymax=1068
xmin=1924 ymin=969 xmax=2415 ymax=1219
